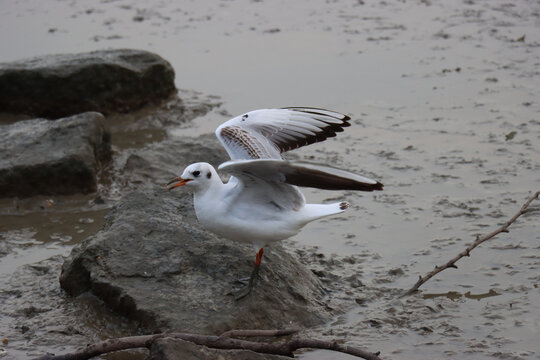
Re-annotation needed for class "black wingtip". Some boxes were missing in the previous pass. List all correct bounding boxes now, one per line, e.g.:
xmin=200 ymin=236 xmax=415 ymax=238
xmin=352 ymin=181 xmax=384 ymax=192
xmin=282 ymin=107 xmax=351 ymax=122
xmin=284 ymin=165 xmax=384 ymax=192
xmin=277 ymin=107 xmax=353 ymax=153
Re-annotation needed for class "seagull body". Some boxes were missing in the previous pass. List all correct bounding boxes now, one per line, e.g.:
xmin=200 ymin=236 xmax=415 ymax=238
xmin=188 ymin=163 xmax=347 ymax=250
xmin=167 ymin=107 xmax=383 ymax=298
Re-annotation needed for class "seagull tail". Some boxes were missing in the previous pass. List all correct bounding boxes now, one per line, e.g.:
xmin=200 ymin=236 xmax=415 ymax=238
xmin=301 ymin=201 xmax=349 ymax=224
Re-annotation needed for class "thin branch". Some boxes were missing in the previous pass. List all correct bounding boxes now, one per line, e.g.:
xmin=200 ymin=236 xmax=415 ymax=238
xmin=402 ymin=191 xmax=539 ymax=297
xmin=219 ymin=328 xmax=300 ymax=338
xmin=33 ymin=334 xmax=163 ymax=360
xmin=32 ymin=329 xmax=382 ymax=360
xmin=281 ymin=339 xmax=382 ymax=359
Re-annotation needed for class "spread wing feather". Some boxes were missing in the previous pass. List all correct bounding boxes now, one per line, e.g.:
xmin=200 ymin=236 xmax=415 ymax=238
xmin=215 ymin=107 xmax=351 ymax=160
xmin=219 ymin=159 xmax=384 ymax=192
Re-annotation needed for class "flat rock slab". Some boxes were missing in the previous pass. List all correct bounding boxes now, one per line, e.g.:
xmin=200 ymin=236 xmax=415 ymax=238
xmin=0 ymin=49 xmax=176 ymax=118
xmin=60 ymin=186 xmax=332 ymax=335
xmin=0 ymin=112 xmax=110 ymax=197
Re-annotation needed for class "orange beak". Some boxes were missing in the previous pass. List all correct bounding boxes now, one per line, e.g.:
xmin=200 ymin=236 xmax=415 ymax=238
xmin=166 ymin=177 xmax=191 ymax=190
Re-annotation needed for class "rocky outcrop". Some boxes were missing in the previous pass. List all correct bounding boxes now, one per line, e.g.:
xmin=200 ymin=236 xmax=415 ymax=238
xmin=0 ymin=49 xmax=176 ymax=118
xmin=60 ymin=186 xmax=332 ymax=335
xmin=0 ymin=112 xmax=111 ymax=198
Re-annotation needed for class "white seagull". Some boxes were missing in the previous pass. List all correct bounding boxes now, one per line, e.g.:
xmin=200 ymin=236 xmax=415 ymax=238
xmin=167 ymin=107 xmax=383 ymax=299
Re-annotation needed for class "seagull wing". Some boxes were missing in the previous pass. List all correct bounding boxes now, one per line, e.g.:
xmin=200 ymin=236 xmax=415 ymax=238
xmin=219 ymin=159 xmax=384 ymax=192
xmin=220 ymin=162 xmax=306 ymax=212
xmin=215 ymin=107 xmax=351 ymax=160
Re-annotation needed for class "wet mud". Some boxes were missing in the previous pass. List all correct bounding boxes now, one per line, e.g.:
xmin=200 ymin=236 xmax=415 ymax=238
xmin=1 ymin=0 xmax=539 ymax=359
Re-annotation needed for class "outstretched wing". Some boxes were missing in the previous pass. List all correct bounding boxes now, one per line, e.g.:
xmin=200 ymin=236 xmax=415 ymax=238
xmin=215 ymin=107 xmax=351 ymax=160
xmin=219 ymin=159 xmax=384 ymax=192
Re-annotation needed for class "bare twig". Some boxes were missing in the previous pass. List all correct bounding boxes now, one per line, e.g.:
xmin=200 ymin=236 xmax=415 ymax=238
xmin=219 ymin=328 xmax=300 ymax=338
xmin=33 ymin=329 xmax=382 ymax=360
xmin=402 ymin=191 xmax=539 ymax=297
xmin=33 ymin=334 xmax=163 ymax=360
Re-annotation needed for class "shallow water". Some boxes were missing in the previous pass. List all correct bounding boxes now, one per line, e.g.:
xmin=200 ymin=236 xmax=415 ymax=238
xmin=1 ymin=0 xmax=539 ymax=359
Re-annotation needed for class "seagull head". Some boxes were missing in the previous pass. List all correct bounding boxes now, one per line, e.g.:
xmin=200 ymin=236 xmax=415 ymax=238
xmin=167 ymin=162 xmax=216 ymax=191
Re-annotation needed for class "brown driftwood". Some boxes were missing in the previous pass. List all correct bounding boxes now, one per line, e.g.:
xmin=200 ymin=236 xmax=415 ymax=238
xmin=33 ymin=329 xmax=382 ymax=360
xmin=402 ymin=190 xmax=539 ymax=297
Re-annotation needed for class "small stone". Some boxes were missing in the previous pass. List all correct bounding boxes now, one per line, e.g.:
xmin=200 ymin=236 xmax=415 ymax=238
xmin=78 ymin=218 xmax=95 ymax=224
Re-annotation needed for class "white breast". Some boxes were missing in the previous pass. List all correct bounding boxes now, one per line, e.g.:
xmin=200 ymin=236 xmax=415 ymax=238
xmin=193 ymin=187 xmax=303 ymax=246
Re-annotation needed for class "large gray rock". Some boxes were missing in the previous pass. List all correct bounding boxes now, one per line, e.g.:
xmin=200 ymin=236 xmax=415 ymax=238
xmin=59 ymin=186 xmax=332 ymax=334
xmin=0 ymin=49 xmax=176 ymax=118
xmin=0 ymin=112 xmax=110 ymax=197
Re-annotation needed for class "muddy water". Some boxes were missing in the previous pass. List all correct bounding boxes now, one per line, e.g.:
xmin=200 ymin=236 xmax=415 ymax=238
xmin=1 ymin=0 xmax=539 ymax=359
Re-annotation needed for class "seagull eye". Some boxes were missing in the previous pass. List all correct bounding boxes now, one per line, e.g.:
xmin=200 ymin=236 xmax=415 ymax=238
xmin=192 ymin=170 xmax=200 ymax=177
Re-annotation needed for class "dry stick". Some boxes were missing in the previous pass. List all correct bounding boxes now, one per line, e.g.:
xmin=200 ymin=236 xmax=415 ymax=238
xmin=33 ymin=329 xmax=382 ymax=360
xmin=219 ymin=328 xmax=300 ymax=338
xmin=33 ymin=334 xmax=164 ymax=360
xmin=402 ymin=191 xmax=540 ymax=297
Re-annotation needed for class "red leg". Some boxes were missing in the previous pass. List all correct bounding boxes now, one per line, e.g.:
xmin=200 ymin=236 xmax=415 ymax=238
xmin=235 ymin=248 xmax=264 ymax=300
xmin=254 ymin=248 xmax=264 ymax=266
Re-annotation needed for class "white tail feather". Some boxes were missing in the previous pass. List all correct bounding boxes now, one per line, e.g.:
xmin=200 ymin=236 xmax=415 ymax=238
xmin=301 ymin=202 xmax=349 ymax=224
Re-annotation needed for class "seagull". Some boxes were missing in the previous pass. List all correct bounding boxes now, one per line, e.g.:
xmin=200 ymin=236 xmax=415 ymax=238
xmin=167 ymin=107 xmax=383 ymax=299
